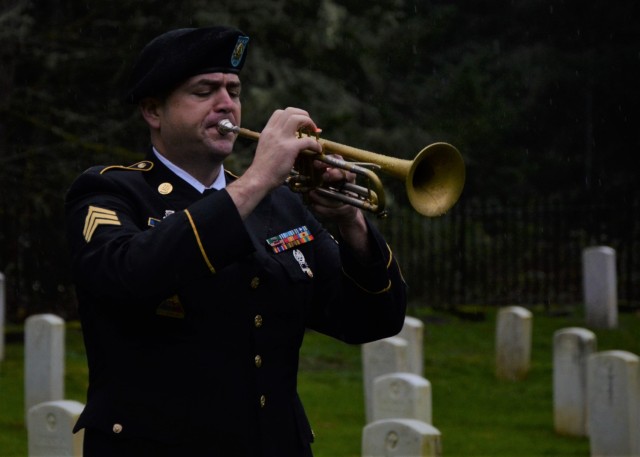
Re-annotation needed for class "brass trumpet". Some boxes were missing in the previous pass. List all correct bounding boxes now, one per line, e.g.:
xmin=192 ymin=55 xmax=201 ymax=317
xmin=218 ymin=119 xmax=465 ymax=217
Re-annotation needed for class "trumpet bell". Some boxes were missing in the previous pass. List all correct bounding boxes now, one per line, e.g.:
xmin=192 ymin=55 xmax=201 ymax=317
xmin=408 ymin=143 xmax=466 ymax=217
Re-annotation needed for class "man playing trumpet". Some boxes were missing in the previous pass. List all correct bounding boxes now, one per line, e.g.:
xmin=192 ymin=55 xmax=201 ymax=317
xmin=65 ymin=26 xmax=407 ymax=456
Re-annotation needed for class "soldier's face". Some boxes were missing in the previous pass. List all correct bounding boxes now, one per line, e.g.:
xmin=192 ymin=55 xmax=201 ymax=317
xmin=155 ymin=72 xmax=242 ymax=163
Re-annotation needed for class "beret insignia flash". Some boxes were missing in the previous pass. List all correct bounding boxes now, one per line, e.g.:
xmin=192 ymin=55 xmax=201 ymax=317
xmin=231 ymin=36 xmax=249 ymax=67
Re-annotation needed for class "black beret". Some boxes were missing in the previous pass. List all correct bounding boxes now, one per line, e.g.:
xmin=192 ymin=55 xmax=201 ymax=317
xmin=126 ymin=26 xmax=250 ymax=103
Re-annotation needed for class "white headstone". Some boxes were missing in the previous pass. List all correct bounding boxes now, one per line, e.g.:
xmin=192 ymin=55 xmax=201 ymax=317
xmin=582 ymin=246 xmax=618 ymax=329
xmin=495 ymin=306 xmax=532 ymax=381
xmin=362 ymin=336 xmax=409 ymax=423
xmin=553 ymin=327 xmax=597 ymax=436
xmin=362 ymin=419 xmax=442 ymax=457
xmin=28 ymin=400 xmax=84 ymax=457
xmin=587 ymin=350 xmax=640 ymax=457
xmin=0 ymin=272 xmax=5 ymax=361
xmin=373 ymin=372 xmax=432 ymax=424
xmin=25 ymin=314 xmax=65 ymax=419
xmin=398 ymin=316 xmax=424 ymax=376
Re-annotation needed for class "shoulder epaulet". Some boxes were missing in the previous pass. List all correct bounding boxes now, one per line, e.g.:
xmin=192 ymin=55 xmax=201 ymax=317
xmin=99 ymin=160 xmax=154 ymax=175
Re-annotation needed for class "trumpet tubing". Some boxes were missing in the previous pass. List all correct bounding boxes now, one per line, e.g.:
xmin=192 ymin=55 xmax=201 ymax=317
xmin=218 ymin=120 xmax=465 ymax=217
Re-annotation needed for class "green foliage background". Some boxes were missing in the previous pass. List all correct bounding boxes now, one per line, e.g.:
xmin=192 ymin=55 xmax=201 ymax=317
xmin=1 ymin=0 xmax=639 ymax=319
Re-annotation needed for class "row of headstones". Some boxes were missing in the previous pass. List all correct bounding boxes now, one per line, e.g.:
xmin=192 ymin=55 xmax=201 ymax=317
xmin=4 ymin=245 xmax=624 ymax=455
xmin=361 ymin=316 xmax=442 ymax=456
xmin=498 ymin=307 xmax=640 ymax=457
xmin=361 ymin=302 xmax=636 ymax=457
xmin=495 ymin=244 xmax=620 ymax=381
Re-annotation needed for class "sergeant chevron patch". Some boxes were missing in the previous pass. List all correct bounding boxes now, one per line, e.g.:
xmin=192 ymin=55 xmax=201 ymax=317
xmin=83 ymin=206 xmax=121 ymax=242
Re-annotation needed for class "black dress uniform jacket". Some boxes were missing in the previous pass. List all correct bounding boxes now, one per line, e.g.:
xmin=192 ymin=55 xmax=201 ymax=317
xmin=65 ymin=150 xmax=407 ymax=456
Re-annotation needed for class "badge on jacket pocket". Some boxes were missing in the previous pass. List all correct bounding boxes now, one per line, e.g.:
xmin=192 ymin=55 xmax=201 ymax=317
xmin=293 ymin=249 xmax=313 ymax=278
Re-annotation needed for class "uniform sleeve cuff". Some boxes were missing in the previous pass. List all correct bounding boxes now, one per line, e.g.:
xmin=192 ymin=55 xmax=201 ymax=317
xmin=338 ymin=220 xmax=394 ymax=293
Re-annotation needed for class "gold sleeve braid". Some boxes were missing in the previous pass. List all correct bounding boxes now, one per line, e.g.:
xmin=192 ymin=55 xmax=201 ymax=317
xmin=184 ymin=209 xmax=216 ymax=274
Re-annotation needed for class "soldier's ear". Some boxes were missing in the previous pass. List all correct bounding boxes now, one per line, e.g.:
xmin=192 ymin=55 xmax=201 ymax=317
xmin=139 ymin=97 xmax=163 ymax=129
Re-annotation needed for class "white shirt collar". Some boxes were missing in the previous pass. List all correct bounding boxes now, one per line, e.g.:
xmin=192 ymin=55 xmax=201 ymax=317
xmin=153 ymin=147 xmax=226 ymax=193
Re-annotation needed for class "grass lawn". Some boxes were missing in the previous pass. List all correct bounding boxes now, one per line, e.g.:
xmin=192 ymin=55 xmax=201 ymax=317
xmin=1 ymin=307 xmax=639 ymax=456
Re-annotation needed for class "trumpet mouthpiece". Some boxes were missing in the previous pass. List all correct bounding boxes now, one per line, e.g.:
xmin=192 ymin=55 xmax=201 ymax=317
xmin=217 ymin=119 xmax=239 ymax=135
